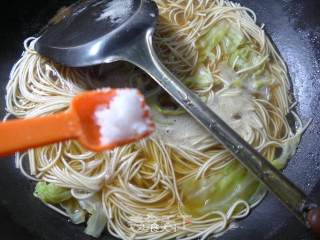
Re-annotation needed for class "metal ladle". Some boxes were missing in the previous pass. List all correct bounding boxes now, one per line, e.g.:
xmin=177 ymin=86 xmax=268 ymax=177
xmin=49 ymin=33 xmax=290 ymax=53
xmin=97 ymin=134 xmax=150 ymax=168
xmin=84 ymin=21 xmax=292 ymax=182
xmin=34 ymin=0 xmax=320 ymax=234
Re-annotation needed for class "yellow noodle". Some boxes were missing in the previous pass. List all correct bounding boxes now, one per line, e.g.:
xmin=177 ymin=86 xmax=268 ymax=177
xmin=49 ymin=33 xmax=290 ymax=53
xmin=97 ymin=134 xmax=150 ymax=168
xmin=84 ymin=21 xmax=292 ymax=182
xmin=4 ymin=0 xmax=304 ymax=239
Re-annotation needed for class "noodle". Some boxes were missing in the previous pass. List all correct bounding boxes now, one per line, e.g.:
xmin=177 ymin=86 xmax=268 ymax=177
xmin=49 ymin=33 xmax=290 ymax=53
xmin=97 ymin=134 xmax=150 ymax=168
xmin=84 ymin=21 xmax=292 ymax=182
xmin=4 ymin=0 xmax=304 ymax=239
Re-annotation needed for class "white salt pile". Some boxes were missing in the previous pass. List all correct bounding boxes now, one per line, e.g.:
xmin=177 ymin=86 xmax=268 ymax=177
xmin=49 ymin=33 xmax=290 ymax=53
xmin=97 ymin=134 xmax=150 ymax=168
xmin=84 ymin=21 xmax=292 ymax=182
xmin=94 ymin=89 xmax=152 ymax=145
xmin=96 ymin=0 xmax=133 ymax=23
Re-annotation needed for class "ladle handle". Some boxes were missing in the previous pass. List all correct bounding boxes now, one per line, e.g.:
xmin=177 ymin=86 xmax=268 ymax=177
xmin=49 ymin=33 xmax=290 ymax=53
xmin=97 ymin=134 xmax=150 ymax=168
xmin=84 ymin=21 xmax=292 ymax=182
xmin=308 ymin=208 xmax=320 ymax=236
xmin=0 ymin=111 xmax=79 ymax=157
xmin=121 ymin=29 xmax=318 ymax=229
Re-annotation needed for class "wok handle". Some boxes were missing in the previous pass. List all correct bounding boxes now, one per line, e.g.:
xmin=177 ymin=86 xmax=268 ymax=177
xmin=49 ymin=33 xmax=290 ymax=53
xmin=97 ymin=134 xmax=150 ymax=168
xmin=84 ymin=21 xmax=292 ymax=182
xmin=308 ymin=208 xmax=320 ymax=236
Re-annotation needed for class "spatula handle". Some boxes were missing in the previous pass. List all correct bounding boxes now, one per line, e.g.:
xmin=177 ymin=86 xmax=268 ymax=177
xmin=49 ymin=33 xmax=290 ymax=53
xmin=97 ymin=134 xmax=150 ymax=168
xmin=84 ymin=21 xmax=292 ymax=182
xmin=119 ymin=29 xmax=319 ymax=229
xmin=0 ymin=111 xmax=80 ymax=157
xmin=308 ymin=208 xmax=320 ymax=236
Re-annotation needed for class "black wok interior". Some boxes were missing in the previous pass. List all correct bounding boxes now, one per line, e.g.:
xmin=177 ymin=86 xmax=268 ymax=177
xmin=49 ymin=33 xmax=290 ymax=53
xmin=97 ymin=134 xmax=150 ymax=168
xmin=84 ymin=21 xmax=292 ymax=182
xmin=0 ymin=0 xmax=319 ymax=239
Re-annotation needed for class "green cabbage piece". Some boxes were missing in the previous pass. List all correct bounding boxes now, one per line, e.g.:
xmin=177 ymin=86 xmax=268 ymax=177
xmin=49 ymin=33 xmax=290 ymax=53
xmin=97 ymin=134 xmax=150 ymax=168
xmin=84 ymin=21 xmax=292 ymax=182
xmin=197 ymin=21 xmax=245 ymax=63
xmin=197 ymin=19 xmax=265 ymax=75
xmin=61 ymin=199 xmax=86 ymax=224
xmin=84 ymin=206 xmax=108 ymax=238
xmin=181 ymin=161 xmax=264 ymax=216
xmin=218 ymin=62 xmax=239 ymax=85
xmin=228 ymin=44 xmax=252 ymax=69
xmin=272 ymin=132 xmax=302 ymax=170
xmin=79 ymin=195 xmax=108 ymax=238
xmin=197 ymin=21 xmax=231 ymax=62
xmin=181 ymin=132 xmax=302 ymax=216
xmin=253 ymin=79 xmax=268 ymax=90
xmin=223 ymin=25 xmax=245 ymax=54
xmin=185 ymin=64 xmax=214 ymax=89
xmin=196 ymin=20 xmax=269 ymax=92
xmin=228 ymin=43 xmax=267 ymax=74
xmin=34 ymin=182 xmax=72 ymax=204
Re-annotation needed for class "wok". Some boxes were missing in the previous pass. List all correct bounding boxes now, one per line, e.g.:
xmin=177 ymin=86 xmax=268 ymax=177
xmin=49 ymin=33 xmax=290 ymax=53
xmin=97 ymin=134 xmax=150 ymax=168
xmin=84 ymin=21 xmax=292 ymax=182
xmin=0 ymin=0 xmax=319 ymax=239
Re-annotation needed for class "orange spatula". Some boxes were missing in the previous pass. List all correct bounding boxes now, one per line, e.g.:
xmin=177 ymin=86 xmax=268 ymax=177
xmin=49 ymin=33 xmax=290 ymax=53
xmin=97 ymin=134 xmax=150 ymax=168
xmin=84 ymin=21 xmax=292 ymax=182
xmin=0 ymin=88 xmax=154 ymax=157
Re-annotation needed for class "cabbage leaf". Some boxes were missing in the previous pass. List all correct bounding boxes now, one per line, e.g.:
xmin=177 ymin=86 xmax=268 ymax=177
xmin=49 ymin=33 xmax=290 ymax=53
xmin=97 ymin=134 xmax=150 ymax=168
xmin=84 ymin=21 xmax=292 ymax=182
xmin=181 ymin=161 xmax=263 ymax=216
xmin=34 ymin=182 xmax=72 ymax=204
xmin=61 ymin=199 xmax=86 ymax=224
xmin=80 ymin=195 xmax=108 ymax=238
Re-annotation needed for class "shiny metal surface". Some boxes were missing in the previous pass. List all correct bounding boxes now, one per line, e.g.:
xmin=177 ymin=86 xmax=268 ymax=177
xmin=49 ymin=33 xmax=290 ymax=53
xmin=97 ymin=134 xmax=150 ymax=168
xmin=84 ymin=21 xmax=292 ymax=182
xmin=35 ymin=0 xmax=319 ymax=228
xmin=35 ymin=0 xmax=154 ymax=67
xmin=0 ymin=0 xmax=319 ymax=239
